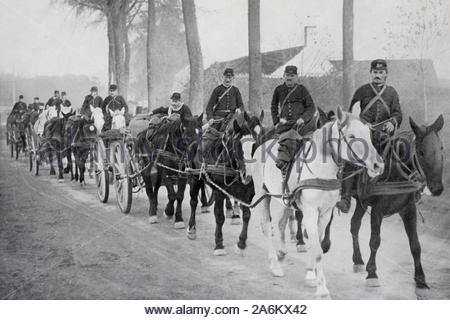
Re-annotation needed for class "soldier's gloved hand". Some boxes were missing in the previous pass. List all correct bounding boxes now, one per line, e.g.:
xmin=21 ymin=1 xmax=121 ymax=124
xmin=280 ymin=118 xmax=287 ymax=124
xmin=235 ymin=109 xmax=242 ymax=115
xmin=296 ymin=118 xmax=305 ymax=126
xmin=384 ymin=122 xmax=394 ymax=133
xmin=208 ymin=119 xmax=214 ymax=126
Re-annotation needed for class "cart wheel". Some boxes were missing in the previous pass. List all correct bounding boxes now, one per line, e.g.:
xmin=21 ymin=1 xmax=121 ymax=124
xmin=95 ymin=138 xmax=109 ymax=203
xmin=112 ymin=142 xmax=132 ymax=214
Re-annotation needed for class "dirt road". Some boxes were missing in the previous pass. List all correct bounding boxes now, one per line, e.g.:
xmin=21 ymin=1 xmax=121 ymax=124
xmin=0 ymin=136 xmax=449 ymax=299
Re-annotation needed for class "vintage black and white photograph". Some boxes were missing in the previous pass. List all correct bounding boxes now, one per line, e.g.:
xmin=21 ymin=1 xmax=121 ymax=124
xmin=0 ymin=0 xmax=449 ymax=305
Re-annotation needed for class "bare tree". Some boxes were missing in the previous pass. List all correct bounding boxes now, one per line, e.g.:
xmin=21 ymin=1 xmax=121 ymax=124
xmin=384 ymin=0 xmax=448 ymax=121
xmin=182 ymin=0 xmax=204 ymax=114
xmin=342 ymin=0 xmax=354 ymax=107
xmin=56 ymin=0 xmax=144 ymax=98
xmin=146 ymin=0 xmax=157 ymax=108
xmin=248 ymin=0 xmax=262 ymax=114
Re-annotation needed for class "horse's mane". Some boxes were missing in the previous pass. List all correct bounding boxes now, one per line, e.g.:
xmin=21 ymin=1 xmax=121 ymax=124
xmin=155 ymin=118 xmax=182 ymax=137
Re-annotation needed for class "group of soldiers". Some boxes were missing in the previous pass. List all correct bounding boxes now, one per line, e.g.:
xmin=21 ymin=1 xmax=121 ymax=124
xmin=8 ymin=58 xmax=402 ymax=213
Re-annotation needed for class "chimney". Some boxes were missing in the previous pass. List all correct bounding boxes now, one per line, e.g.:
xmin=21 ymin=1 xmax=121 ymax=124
xmin=304 ymin=26 xmax=318 ymax=47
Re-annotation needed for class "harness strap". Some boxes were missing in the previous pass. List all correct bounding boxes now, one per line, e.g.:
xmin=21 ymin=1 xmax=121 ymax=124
xmin=361 ymin=84 xmax=390 ymax=118
xmin=279 ymin=85 xmax=298 ymax=117
xmin=212 ymin=85 xmax=233 ymax=112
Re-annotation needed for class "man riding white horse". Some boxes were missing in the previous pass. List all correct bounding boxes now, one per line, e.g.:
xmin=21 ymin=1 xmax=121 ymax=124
xmin=101 ymin=84 xmax=130 ymax=131
xmin=80 ymin=86 xmax=103 ymax=120
xmin=336 ymin=59 xmax=403 ymax=213
xmin=270 ymin=65 xmax=317 ymax=189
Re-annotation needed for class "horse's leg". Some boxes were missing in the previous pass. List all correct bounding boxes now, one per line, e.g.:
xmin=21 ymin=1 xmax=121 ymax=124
xmin=366 ymin=206 xmax=383 ymax=287
xmin=351 ymin=200 xmax=366 ymax=273
xmin=213 ymin=191 xmax=227 ymax=256
xmin=64 ymin=146 xmax=72 ymax=174
xmin=200 ymin=183 xmax=208 ymax=209
xmin=57 ymin=149 xmax=64 ymax=180
xmin=288 ymin=210 xmax=296 ymax=242
xmin=173 ymin=179 xmax=186 ymax=229
xmin=164 ymin=175 xmax=176 ymax=219
xmin=15 ymin=141 xmax=19 ymax=160
xmin=144 ymin=173 xmax=157 ymax=224
xmin=231 ymin=200 xmax=241 ymax=225
xmin=187 ymin=178 xmax=202 ymax=240
xmin=88 ymin=151 xmax=94 ymax=179
xmin=49 ymin=151 xmax=56 ymax=175
xmin=313 ymin=206 xmax=332 ymax=297
xmin=236 ymin=205 xmax=251 ymax=254
xmin=79 ymin=154 xmax=86 ymax=185
xmin=275 ymin=206 xmax=289 ymax=261
xmin=225 ymin=196 xmax=233 ymax=218
xmin=400 ymin=201 xmax=429 ymax=291
xmin=295 ymin=210 xmax=308 ymax=252
xmin=320 ymin=208 xmax=334 ymax=254
xmin=262 ymin=198 xmax=283 ymax=277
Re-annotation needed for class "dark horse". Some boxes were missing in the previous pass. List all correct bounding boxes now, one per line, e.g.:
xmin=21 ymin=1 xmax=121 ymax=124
xmin=187 ymin=111 xmax=263 ymax=255
xmin=138 ymin=114 xmax=203 ymax=228
xmin=350 ymin=115 xmax=444 ymax=295
xmin=38 ymin=117 xmax=67 ymax=179
xmin=65 ymin=116 xmax=99 ymax=184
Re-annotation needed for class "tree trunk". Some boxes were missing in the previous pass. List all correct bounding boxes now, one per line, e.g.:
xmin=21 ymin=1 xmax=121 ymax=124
xmin=107 ymin=13 xmax=116 ymax=85
xmin=147 ymin=0 xmax=157 ymax=109
xmin=110 ymin=0 xmax=129 ymax=99
xmin=342 ymin=0 xmax=354 ymax=108
xmin=248 ymin=0 xmax=262 ymax=114
xmin=182 ymin=0 xmax=204 ymax=115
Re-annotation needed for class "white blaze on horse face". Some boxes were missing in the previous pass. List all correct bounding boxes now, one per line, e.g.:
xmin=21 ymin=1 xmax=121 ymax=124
xmin=92 ymin=108 xmax=105 ymax=133
xmin=254 ymin=125 xmax=261 ymax=136
xmin=240 ymin=134 xmax=256 ymax=177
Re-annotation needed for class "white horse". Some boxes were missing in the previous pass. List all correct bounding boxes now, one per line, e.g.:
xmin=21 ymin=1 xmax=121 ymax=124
xmin=91 ymin=107 xmax=105 ymax=133
xmin=110 ymin=108 xmax=126 ymax=130
xmin=34 ymin=106 xmax=58 ymax=136
xmin=241 ymin=106 xmax=384 ymax=298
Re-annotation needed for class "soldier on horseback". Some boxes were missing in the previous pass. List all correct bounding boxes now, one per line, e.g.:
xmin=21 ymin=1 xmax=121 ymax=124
xmin=60 ymin=91 xmax=75 ymax=120
xmin=101 ymin=84 xmax=130 ymax=131
xmin=206 ymin=68 xmax=245 ymax=130
xmin=29 ymin=97 xmax=43 ymax=112
xmin=151 ymin=92 xmax=192 ymax=119
xmin=336 ymin=59 xmax=403 ymax=213
xmin=80 ymin=86 xmax=103 ymax=119
xmin=45 ymin=90 xmax=62 ymax=111
xmin=10 ymin=94 xmax=27 ymax=115
xmin=7 ymin=95 xmax=28 ymax=145
xmin=270 ymin=65 xmax=317 ymax=177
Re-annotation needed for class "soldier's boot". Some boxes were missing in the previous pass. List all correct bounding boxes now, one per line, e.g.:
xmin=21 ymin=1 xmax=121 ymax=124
xmin=335 ymin=176 xmax=354 ymax=213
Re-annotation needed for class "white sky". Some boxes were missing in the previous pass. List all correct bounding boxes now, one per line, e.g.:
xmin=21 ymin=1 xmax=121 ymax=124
xmin=0 ymin=0 xmax=449 ymax=80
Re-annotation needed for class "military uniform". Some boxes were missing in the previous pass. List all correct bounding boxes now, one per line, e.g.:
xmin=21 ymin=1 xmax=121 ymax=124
xmin=11 ymin=101 xmax=27 ymax=115
xmin=101 ymin=85 xmax=129 ymax=131
xmin=152 ymin=104 xmax=192 ymax=119
xmin=270 ymin=65 xmax=316 ymax=174
xmin=81 ymin=94 xmax=103 ymax=118
xmin=60 ymin=97 xmax=75 ymax=120
xmin=336 ymin=59 xmax=403 ymax=213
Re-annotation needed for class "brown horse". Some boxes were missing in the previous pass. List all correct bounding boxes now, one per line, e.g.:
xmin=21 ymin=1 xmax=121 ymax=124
xmin=350 ymin=115 xmax=444 ymax=296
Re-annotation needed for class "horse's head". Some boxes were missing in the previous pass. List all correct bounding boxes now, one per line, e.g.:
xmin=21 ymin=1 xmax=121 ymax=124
xmin=47 ymin=106 xmax=58 ymax=119
xmin=181 ymin=113 xmax=203 ymax=143
xmin=228 ymin=110 xmax=265 ymax=185
xmin=410 ymin=115 xmax=444 ymax=196
xmin=110 ymin=108 xmax=126 ymax=130
xmin=91 ymin=108 xmax=105 ymax=133
xmin=336 ymin=104 xmax=384 ymax=178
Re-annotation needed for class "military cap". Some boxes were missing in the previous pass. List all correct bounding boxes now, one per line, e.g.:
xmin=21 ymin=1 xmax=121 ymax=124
xmin=109 ymin=84 xmax=118 ymax=91
xmin=223 ymin=68 xmax=234 ymax=76
xmin=61 ymin=91 xmax=66 ymax=95
xmin=19 ymin=94 xmax=24 ymax=99
xmin=34 ymin=97 xmax=39 ymax=100
xmin=284 ymin=65 xmax=298 ymax=75
xmin=370 ymin=59 xmax=388 ymax=71
xmin=54 ymin=90 xmax=59 ymax=94
xmin=90 ymin=86 xmax=98 ymax=92
xmin=170 ymin=92 xmax=181 ymax=101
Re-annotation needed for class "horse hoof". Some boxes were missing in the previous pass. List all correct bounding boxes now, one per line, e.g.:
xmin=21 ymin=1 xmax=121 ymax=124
xmin=290 ymin=233 xmax=296 ymax=243
xmin=366 ymin=278 xmax=381 ymax=287
xmin=296 ymin=244 xmax=308 ymax=253
xmin=174 ymin=221 xmax=185 ymax=229
xmin=148 ymin=216 xmax=158 ymax=224
xmin=187 ymin=227 xmax=196 ymax=240
xmin=277 ymin=250 xmax=287 ymax=261
xmin=200 ymin=206 xmax=209 ymax=214
xmin=305 ymin=271 xmax=317 ymax=287
xmin=415 ymin=287 xmax=430 ymax=300
xmin=234 ymin=244 xmax=245 ymax=256
xmin=231 ymin=216 xmax=241 ymax=225
xmin=353 ymin=264 xmax=365 ymax=273
xmin=226 ymin=208 xmax=233 ymax=218
xmin=213 ymin=249 xmax=227 ymax=256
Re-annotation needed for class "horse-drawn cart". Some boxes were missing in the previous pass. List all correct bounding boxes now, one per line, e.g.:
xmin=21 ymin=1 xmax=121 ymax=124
xmin=94 ymin=128 xmax=144 ymax=214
